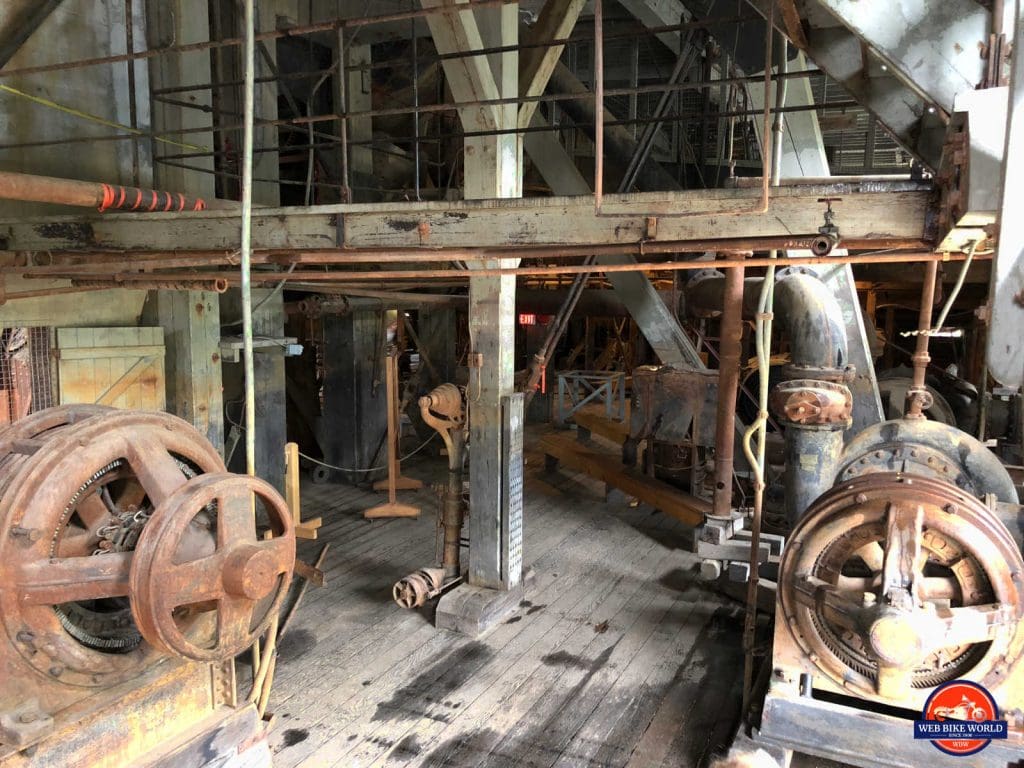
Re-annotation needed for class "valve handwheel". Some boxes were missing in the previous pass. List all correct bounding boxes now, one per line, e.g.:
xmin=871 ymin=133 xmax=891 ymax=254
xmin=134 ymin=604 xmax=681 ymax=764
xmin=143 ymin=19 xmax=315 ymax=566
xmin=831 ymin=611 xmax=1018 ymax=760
xmin=130 ymin=473 xmax=295 ymax=662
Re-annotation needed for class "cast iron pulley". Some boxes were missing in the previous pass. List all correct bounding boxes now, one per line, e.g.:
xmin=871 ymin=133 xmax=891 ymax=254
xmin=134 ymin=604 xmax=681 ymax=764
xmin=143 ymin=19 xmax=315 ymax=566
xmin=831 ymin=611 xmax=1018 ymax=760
xmin=1 ymin=409 xmax=227 ymax=686
xmin=130 ymin=473 xmax=294 ymax=662
xmin=778 ymin=472 xmax=1024 ymax=705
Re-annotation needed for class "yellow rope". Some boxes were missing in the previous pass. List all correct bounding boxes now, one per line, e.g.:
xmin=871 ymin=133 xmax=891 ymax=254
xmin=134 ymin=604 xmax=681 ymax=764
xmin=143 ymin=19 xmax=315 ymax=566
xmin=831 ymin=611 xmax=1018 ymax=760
xmin=0 ymin=84 xmax=207 ymax=151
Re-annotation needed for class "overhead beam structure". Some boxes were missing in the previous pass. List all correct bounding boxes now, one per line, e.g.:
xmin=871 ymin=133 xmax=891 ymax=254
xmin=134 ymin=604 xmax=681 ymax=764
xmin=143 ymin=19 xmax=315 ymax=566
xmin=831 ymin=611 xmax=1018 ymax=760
xmin=0 ymin=185 xmax=932 ymax=253
xmin=517 ymin=0 xmax=586 ymax=129
xmin=0 ymin=0 xmax=66 ymax=70
xmin=805 ymin=0 xmax=1005 ymax=113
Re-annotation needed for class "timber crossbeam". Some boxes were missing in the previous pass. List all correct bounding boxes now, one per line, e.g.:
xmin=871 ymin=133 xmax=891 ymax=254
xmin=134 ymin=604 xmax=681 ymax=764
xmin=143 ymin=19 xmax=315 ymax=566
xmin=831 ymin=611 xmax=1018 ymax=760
xmin=0 ymin=185 xmax=934 ymax=254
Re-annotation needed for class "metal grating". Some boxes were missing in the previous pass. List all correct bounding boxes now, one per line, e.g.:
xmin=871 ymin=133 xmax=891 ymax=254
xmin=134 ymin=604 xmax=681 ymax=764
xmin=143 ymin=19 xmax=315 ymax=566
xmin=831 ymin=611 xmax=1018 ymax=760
xmin=810 ymin=73 xmax=913 ymax=175
xmin=502 ymin=393 xmax=524 ymax=588
xmin=0 ymin=327 xmax=55 ymax=423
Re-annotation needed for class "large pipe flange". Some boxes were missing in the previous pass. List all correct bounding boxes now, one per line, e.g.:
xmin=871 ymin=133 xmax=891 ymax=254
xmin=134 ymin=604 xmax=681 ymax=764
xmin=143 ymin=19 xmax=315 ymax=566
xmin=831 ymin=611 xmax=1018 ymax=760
xmin=778 ymin=472 xmax=1024 ymax=707
xmin=130 ymin=473 xmax=294 ymax=662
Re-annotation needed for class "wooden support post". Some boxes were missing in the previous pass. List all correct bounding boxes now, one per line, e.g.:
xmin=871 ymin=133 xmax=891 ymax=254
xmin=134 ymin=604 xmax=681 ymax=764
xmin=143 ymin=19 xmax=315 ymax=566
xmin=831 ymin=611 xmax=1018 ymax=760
xmin=372 ymin=349 xmax=424 ymax=493
xmin=153 ymin=289 xmax=224 ymax=453
xmin=285 ymin=442 xmax=322 ymax=539
xmin=365 ymin=349 xmax=420 ymax=519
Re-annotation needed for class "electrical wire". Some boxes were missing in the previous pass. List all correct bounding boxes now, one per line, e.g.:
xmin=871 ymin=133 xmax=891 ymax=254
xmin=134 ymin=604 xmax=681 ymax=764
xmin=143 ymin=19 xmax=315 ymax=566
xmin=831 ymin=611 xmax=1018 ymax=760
xmin=931 ymin=239 xmax=979 ymax=334
xmin=222 ymin=263 xmax=298 ymax=326
xmin=0 ymin=83 xmax=206 ymax=151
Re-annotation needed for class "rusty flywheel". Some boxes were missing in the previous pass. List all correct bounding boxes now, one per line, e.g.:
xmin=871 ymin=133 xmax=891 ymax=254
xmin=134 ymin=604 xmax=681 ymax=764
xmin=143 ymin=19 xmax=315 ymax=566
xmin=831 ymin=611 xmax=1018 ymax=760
xmin=0 ymin=406 xmax=294 ymax=687
xmin=778 ymin=472 xmax=1024 ymax=704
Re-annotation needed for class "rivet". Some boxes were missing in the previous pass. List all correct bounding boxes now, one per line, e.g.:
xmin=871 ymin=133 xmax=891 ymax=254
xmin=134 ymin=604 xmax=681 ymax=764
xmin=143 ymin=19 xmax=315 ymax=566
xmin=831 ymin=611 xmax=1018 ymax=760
xmin=855 ymin=493 xmax=868 ymax=504
xmin=18 ymin=712 xmax=37 ymax=724
xmin=48 ymin=665 xmax=63 ymax=677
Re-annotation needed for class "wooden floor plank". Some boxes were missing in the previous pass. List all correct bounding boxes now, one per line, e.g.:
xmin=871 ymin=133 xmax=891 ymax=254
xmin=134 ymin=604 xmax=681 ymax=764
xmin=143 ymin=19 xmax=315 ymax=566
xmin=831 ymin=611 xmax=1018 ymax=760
xmin=268 ymin=431 xmax=740 ymax=768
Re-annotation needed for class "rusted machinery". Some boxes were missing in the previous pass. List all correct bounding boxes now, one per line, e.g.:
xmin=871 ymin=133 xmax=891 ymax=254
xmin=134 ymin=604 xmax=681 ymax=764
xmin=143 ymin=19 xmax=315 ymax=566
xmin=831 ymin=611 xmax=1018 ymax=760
xmin=758 ymin=414 xmax=1024 ymax=764
xmin=0 ymin=405 xmax=295 ymax=767
xmin=625 ymin=364 xmax=718 ymax=490
xmin=393 ymin=384 xmax=468 ymax=609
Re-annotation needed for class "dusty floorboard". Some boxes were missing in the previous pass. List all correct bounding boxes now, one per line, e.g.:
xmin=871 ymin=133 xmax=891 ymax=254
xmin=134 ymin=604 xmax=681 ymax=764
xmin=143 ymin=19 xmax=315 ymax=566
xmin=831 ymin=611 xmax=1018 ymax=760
xmin=264 ymin=429 xmax=745 ymax=768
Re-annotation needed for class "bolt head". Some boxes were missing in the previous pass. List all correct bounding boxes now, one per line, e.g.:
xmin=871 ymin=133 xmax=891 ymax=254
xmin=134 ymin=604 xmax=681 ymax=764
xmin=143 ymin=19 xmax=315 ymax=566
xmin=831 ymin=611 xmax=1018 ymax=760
xmin=18 ymin=712 xmax=37 ymax=724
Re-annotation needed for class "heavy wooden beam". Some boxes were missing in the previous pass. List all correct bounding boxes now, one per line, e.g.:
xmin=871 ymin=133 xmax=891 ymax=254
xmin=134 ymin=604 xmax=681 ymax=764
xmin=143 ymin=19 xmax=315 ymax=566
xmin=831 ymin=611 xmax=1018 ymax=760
xmin=0 ymin=185 xmax=933 ymax=253
xmin=776 ymin=0 xmax=808 ymax=50
xmin=0 ymin=0 xmax=65 ymax=69
xmin=517 ymin=0 xmax=586 ymax=129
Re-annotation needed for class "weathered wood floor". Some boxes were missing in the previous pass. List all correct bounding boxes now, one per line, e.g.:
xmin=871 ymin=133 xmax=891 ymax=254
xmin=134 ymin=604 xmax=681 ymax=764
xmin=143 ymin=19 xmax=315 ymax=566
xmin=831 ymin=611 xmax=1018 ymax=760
xmin=265 ymin=430 xmax=744 ymax=768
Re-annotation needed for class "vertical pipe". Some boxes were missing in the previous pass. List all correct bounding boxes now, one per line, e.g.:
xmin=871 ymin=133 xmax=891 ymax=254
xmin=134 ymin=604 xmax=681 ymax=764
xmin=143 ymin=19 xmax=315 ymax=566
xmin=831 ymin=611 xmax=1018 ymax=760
xmin=711 ymin=255 xmax=747 ymax=517
xmin=442 ymin=435 xmax=465 ymax=578
xmin=241 ymin=0 xmax=257 ymax=478
xmin=905 ymin=259 xmax=938 ymax=419
xmin=412 ymin=5 xmax=421 ymax=201
xmin=337 ymin=17 xmax=350 ymax=202
xmin=593 ymin=0 xmax=604 ymax=210
xmin=742 ymin=28 xmax=786 ymax=717
xmin=125 ymin=0 xmax=140 ymax=187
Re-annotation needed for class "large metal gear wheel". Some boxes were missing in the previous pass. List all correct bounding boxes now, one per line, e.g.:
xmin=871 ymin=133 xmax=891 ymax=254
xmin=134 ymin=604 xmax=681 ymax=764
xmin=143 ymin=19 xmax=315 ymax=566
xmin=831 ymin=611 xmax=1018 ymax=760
xmin=0 ymin=408 xmax=226 ymax=687
xmin=778 ymin=473 xmax=1024 ymax=705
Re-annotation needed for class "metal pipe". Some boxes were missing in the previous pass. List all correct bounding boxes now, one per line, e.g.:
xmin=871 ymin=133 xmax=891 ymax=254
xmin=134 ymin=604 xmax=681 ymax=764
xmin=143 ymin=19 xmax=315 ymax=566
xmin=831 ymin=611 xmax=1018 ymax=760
xmin=31 ymin=250 xmax=983 ymax=284
xmin=743 ymin=30 xmax=788 ymax=716
xmin=441 ymin=434 xmax=466 ymax=578
xmin=711 ymin=257 xmax=747 ymax=517
xmin=337 ymin=21 xmax=350 ymax=202
xmin=686 ymin=271 xmax=849 ymax=372
xmin=593 ymin=0 xmax=604 ymax=205
xmin=905 ymin=259 xmax=939 ymax=419
xmin=411 ymin=4 xmax=420 ymax=202
xmin=72 ymin=278 xmax=228 ymax=292
xmin=241 ymin=0 xmax=257 ymax=478
xmin=153 ymin=68 xmax=827 ymax=135
xmin=0 ymin=170 xmax=229 ymax=211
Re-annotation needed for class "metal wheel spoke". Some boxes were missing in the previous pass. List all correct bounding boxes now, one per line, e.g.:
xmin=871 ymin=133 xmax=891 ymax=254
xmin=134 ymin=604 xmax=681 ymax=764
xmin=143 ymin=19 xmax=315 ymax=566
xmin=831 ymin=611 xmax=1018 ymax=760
xmin=115 ymin=479 xmax=148 ymax=512
xmin=882 ymin=503 xmax=924 ymax=603
xmin=793 ymin=574 xmax=865 ymax=632
xmin=854 ymin=541 xmax=885 ymax=572
xmin=217 ymin=487 xmax=256 ymax=548
xmin=920 ymin=576 xmax=959 ymax=602
xmin=933 ymin=603 xmax=1014 ymax=649
xmin=218 ymin=595 xmax=254 ymax=651
xmin=127 ymin=437 xmax=188 ymax=507
xmin=168 ymin=556 xmax=227 ymax=607
xmin=18 ymin=552 xmax=131 ymax=605
xmin=76 ymin=492 xmax=111 ymax=530
xmin=58 ymin=525 xmax=94 ymax=557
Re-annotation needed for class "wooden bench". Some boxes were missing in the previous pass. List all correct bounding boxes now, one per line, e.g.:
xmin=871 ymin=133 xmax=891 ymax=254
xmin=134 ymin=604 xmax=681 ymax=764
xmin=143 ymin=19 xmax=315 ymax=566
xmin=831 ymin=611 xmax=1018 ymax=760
xmin=540 ymin=433 xmax=709 ymax=526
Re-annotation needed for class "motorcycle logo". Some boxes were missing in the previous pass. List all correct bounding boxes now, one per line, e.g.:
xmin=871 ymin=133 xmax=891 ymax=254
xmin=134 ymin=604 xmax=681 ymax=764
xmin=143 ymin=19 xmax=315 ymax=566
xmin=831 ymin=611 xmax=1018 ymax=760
xmin=914 ymin=680 xmax=1009 ymax=756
